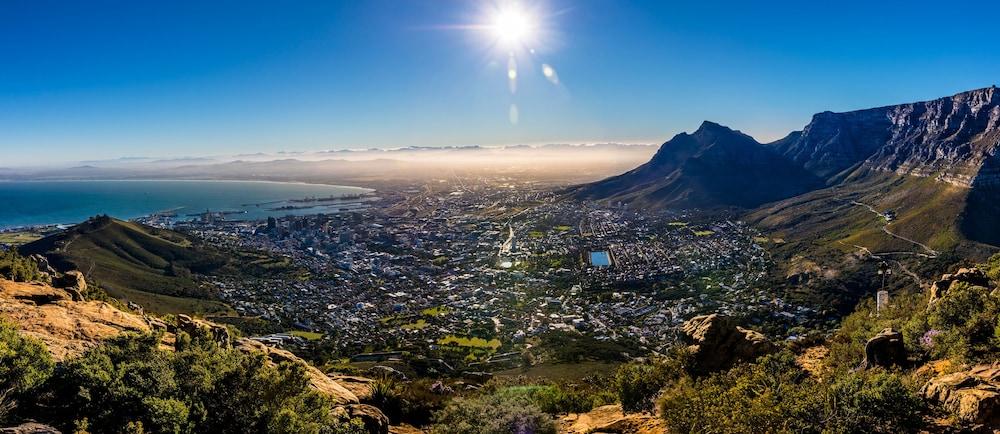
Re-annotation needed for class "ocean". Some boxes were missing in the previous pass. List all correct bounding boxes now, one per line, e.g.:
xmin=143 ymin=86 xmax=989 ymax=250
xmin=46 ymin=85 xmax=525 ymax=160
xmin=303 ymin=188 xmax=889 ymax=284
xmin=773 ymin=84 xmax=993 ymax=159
xmin=0 ymin=180 xmax=374 ymax=229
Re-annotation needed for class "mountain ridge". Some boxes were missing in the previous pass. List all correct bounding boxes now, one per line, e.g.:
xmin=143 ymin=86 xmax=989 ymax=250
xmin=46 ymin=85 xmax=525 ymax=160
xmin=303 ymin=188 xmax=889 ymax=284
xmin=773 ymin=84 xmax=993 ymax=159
xmin=577 ymin=85 xmax=1000 ymax=250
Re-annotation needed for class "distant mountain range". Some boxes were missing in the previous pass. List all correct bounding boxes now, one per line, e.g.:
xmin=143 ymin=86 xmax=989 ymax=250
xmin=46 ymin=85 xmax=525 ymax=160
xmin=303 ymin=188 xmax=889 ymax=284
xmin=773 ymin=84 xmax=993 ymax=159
xmin=577 ymin=86 xmax=1000 ymax=250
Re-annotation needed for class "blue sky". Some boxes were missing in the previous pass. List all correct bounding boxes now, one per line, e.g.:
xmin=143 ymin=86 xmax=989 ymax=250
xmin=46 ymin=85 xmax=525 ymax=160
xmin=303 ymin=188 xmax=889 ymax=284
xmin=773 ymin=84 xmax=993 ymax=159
xmin=2 ymin=0 xmax=999 ymax=165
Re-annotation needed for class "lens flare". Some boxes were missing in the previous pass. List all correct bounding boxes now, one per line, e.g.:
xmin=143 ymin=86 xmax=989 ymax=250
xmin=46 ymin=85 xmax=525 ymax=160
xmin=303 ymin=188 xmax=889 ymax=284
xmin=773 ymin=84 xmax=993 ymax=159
xmin=507 ymin=56 xmax=518 ymax=94
xmin=541 ymin=63 xmax=559 ymax=85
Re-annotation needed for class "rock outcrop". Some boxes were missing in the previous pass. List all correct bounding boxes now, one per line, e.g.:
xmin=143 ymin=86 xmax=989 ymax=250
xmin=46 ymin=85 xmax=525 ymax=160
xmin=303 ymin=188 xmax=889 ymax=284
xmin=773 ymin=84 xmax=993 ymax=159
xmin=176 ymin=314 xmax=231 ymax=347
xmin=681 ymin=314 xmax=775 ymax=374
xmin=558 ymin=404 xmax=666 ymax=434
xmin=235 ymin=338 xmax=360 ymax=405
xmin=0 ymin=423 xmax=61 ymax=434
xmin=922 ymin=364 xmax=1000 ymax=427
xmin=0 ymin=279 xmax=149 ymax=361
xmin=858 ymin=328 xmax=906 ymax=370
xmin=51 ymin=270 xmax=86 ymax=302
xmin=929 ymin=267 xmax=992 ymax=305
xmin=334 ymin=404 xmax=390 ymax=434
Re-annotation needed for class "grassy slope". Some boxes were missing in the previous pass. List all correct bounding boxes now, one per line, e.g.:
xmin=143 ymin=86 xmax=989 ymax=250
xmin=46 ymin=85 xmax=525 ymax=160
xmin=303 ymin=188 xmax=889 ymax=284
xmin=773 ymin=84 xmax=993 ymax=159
xmin=748 ymin=172 xmax=996 ymax=313
xmin=21 ymin=217 xmax=234 ymax=315
xmin=750 ymin=174 xmax=977 ymax=256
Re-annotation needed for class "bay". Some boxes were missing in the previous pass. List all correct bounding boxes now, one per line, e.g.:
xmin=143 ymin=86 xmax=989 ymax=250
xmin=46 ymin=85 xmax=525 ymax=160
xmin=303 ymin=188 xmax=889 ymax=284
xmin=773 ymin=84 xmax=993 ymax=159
xmin=0 ymin=180 xmax=373 ymax=229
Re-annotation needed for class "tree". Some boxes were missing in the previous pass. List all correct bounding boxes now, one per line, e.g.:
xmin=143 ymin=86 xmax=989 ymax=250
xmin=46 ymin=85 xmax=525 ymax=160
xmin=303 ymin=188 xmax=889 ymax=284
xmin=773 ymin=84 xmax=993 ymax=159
xmin=0 ymin=318 xmax=54 ymax=423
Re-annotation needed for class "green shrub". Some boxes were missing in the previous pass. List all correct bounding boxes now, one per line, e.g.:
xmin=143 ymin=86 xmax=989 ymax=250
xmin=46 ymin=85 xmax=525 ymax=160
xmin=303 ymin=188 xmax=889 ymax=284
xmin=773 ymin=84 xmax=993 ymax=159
xmin=613 ymin=350 xmax=688 ymax=413
xmin=492 ymin=385 xmax=597 ymax=414
xmin=906 ymin=281 xmax=1000 ymax=362
xmin=0 ymin=250 xmax=39 ymax=282
xmin=0 ymin=318 xmax=54 ymax=422
xmin=31 ymin=332 xmax=365 ymax=434
xmin=364 ymin=377 xmax=405 ymax=423
xmin=824 ymin=290 xmax=926 ymax=371
xmin=658 ymin=351 xmax=923 ymax=434
xmin=431 ymin=391 xmax=556 ymax=434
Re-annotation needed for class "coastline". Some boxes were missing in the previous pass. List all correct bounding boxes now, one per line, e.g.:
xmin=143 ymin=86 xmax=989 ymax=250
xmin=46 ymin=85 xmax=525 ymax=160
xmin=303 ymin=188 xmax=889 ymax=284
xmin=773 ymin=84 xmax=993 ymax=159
xmin=0 ymin=179 xmax=376 ymax=231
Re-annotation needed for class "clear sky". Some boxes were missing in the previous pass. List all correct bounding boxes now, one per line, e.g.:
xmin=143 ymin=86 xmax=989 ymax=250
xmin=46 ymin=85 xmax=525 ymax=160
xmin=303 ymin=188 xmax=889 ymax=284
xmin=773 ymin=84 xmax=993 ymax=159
xmin=2 ymin=0 xmax=999 ymax=165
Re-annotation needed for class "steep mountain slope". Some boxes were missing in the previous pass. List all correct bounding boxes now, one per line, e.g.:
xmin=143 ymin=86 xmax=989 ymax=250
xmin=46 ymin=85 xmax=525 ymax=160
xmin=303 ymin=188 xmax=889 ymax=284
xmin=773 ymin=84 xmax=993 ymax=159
xmin=756 ymin=86 xmax=1000 ymax=250
xmin=770 ymin=86 xmax=1000 ymax=186
xmin=20 ymin=216 xmax=234 ymax=314
xmin=574 ymin=121 xmax=823 ymax=209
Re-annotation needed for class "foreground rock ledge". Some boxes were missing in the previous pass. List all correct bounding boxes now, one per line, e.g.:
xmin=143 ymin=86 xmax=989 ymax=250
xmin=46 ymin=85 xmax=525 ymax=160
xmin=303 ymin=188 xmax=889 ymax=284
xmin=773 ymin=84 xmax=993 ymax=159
xmin=922 ymin=363 xmax=1000 ymax=428
xmin=0 ymin=279 xmax=149 ymax=361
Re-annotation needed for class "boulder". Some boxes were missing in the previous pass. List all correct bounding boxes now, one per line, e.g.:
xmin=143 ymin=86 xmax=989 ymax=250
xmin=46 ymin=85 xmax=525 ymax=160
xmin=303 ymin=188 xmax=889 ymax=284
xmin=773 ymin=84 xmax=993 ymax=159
xmin=349 ymin=404 xmax=390 ymax=434
xmin=28 ymin=254 xmax=56 ymax=275
xmin=929 ymin=268 xmax=991 ymax=306
xmin=922 ymin=364 xmax=1000 ymax=427
xmin=681 ymin=314 xmax=775 ymax=374
xmin=858 ymin=328 xmax=906 ymax=370
xmin=176 ymin=314 xmax=231 ymax=347
xmin=0 ymin=423 xmax=61 ymax=434
xmin=334 ymin=404 xmax=390 ymax=434
xmin=53 ymin=270 xmax=86 ymax=293
xmin=235 ymin=338 xmax=360 ymax=405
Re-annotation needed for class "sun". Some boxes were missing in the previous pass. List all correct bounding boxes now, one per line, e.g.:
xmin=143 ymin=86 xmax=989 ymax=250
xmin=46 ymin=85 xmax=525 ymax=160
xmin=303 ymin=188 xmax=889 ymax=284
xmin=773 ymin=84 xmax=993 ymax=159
xmin=490 ymin=6 xmax=536 ymax=49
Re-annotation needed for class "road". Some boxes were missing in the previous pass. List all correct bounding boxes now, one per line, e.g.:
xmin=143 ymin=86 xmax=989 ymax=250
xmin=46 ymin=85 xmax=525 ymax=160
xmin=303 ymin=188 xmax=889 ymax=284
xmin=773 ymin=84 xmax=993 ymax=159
xmin=851 ymin=201 xmax=939 ymax=257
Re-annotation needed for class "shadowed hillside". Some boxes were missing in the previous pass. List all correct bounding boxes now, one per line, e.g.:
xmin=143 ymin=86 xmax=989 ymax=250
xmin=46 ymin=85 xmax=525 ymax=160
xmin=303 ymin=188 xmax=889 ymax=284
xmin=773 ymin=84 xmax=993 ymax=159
xmin=573 ymin=121 xmax=823 ymax=209
xmin=20 ymin=216 xmax=236 ymax=314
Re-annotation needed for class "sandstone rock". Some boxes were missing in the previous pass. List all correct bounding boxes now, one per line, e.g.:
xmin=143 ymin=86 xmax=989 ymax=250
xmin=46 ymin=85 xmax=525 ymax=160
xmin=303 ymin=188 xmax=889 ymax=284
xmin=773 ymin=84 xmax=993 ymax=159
xmin=53 ymin=270 xmax=86 ymax=293
xmin=929 ymin=268 xmax=991 ymax=306
xmin=922 ymin=364 xmax=1000 ymax=427
xmin=330 ymin=375 xmax=375 ymax=401
xmin=28 ymin=254 xmax=56 ymax=275
xmin=0 ymin=422 xmax=61 ymax=434
xmin=340 ymin=404 xmax=389 ymax=434
xmin=858 ymin=328 xmax=906 ymax=370
xmin=176 ymin=314 xmax=231 ymax=347
xmin=235 ymin=338 xmax=359 ymax=405
xmin=681 ymin=314 xmax=775 ymax=374
xmin=558 ymin=404 xmax=666 ymax=434
xmin=388 ymin=424 xmax=425 ymax=434
xmin=0 ymin=279 xmax=150 ymax=361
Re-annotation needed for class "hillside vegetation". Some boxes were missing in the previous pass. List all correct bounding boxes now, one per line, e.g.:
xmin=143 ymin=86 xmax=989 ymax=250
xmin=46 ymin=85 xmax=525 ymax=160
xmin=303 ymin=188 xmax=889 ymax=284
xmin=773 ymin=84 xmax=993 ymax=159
xmin=19 ymin=216 xmax=301 ymax=315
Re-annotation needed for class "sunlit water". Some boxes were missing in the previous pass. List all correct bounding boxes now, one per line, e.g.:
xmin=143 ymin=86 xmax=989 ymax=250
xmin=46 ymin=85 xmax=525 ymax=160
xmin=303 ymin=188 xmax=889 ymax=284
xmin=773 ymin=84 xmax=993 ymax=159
xmin=0 ymin=180 xmax=373 ymax=229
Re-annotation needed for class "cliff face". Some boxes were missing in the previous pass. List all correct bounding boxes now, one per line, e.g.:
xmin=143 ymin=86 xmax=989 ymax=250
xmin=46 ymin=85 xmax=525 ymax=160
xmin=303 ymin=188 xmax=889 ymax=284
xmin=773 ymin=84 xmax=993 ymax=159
xmin=772 ymin=86 xmax=1000 ymax=187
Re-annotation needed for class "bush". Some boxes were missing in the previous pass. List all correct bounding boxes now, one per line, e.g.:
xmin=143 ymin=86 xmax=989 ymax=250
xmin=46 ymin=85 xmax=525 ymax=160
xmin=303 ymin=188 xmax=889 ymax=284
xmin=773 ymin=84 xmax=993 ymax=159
xmin=364 ymin=377 xmax=405 ymax=423
xmin=658 ymin=351 xmax=923 ymax=434
xmin=431 ymin=392 xmax=556 ymax=434
xmin=0 ymin=318 xmax=54 ymax=422
xmin=824 ymin=290 xmax=926 ymax=371
xmin=0 ymin=250 xmax=39 ymax=282
xmin=613 ymin=349 xmax=688 ymax=413
xmin=29 ymin=332 xmax=365 ymax=434
xmin=492 ymin=385 xmax=598 ymax=415
xmin=905 ymin=281 xmax=1000 ymax=362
